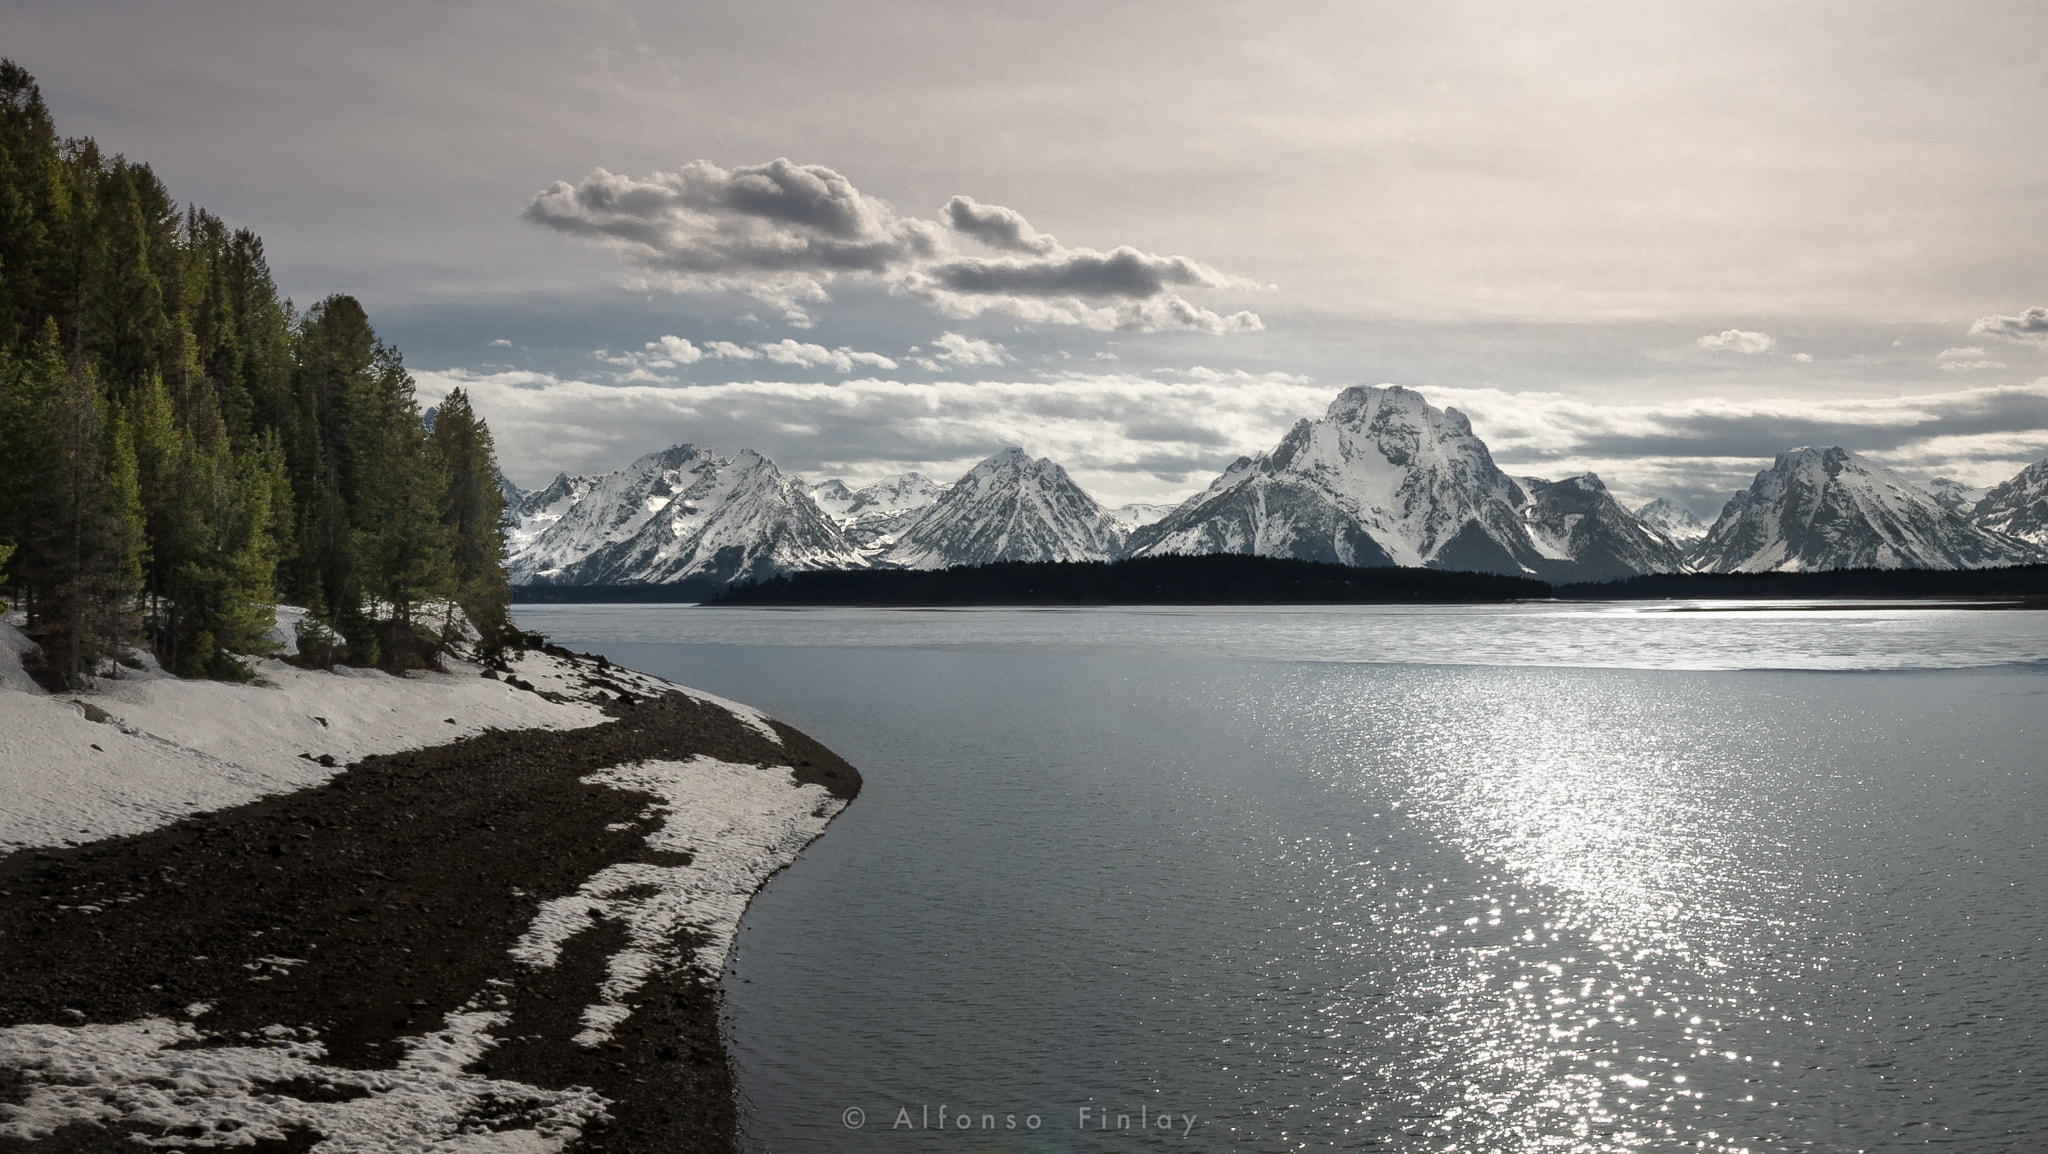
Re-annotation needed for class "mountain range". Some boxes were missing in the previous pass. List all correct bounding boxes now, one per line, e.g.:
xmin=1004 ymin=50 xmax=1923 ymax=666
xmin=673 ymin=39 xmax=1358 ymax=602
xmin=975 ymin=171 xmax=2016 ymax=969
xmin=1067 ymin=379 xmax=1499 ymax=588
xmin=501 ymin=385 xmax=2048 ymax=592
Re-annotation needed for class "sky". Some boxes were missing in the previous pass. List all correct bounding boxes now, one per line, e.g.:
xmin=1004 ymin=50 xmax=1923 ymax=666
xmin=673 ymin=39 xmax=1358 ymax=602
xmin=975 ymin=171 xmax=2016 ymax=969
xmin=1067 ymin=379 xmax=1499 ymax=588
xmin=10 ymin=0 xmax=2048 ymax=515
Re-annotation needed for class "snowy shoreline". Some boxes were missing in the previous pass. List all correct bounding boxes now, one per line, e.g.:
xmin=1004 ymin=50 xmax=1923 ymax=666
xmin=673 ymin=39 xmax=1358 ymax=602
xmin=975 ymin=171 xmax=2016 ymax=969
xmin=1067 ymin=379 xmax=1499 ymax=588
xmin=0 ymin=619 xmax=860 ymax=1153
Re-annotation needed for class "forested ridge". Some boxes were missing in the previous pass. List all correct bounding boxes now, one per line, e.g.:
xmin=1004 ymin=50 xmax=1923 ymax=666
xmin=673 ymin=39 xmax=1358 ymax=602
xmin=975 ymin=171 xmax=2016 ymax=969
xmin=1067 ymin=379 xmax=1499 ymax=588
xmin=0 ymin=61 xmax=511 ymax=688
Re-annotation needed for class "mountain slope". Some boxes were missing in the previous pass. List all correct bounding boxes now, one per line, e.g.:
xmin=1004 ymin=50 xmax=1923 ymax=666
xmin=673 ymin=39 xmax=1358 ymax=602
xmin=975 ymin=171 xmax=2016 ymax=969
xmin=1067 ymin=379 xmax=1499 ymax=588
xmin=1972 ymin=458 xmax=2048 ymax=545
xmin=1520 ymin=474 xmax=1687 ymax=580
xmin=1691 ymin=447 xmax=2042 ymax=572
xmin=810 ymin=473 xmax=947 ymax=551
xmin=1126 ymin=386 xmax=1547 ymax=573
xmin=510 ymin=446 xmax=863 ymax=590
xmin=1923 ymin=477 xmax=1987 ymax=517
xmin=504 ymin=471 xmax=599 ymax=558
xmin=1635 ymin=498 xmax=1707 ymax=544
xmin=880 ymin=448 xmax=1125 ymax=568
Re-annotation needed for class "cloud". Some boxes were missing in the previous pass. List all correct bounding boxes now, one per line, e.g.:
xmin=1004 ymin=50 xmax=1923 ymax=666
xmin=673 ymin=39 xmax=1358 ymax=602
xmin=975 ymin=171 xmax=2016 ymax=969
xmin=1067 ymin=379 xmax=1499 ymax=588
xmin=417 ymin=352 xmax=2048 ymax=512
xmin=942 ymin=196 xmax=1057 ymax=255
xmin=752 ymin=338 xmax=898 ymax=373
xmin=1696 ymin=329 xmax=1776 ymax=354
xmin=488 ymin=338 xmax=512 ymax=348
xmin=526 ymin=158 xmax=1261 ymax=334
xmin=1425 ymin=378 xmax=2048 ymax=507
xmin=1969 ymin=307 xmax=2048 ymax=345
xmin=930 ymin=332 xmax=1011 ymax=367
xmin=594 ymin=334 xmax=895 ymax=378
xmin=1791 ymin=352 xmax=1812 ymax=363
xmin=1937 ymin=346 xmax=2005 ymax=371
xmin=416 ymin=366 xmax=1329 ymax=504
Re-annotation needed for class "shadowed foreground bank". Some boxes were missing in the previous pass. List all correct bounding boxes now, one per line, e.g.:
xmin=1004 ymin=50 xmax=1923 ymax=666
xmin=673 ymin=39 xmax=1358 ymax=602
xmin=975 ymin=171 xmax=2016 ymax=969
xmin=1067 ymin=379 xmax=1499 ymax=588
xmin=0 ymin=681 xmax=859 ymax=1154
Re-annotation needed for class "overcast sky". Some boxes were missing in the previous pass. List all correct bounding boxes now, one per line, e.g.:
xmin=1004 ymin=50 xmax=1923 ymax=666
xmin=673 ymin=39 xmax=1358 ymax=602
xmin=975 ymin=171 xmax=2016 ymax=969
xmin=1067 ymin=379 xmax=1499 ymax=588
xmin=12 ymin=0 xmax=2048 ymax=513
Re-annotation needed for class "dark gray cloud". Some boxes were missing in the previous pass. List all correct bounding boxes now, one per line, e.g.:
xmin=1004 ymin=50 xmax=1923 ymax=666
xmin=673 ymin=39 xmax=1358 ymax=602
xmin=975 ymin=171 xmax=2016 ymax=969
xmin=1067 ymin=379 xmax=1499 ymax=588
xmin=941 ymin=196 xmax=1056 ymax=255
xmin=1970 ymin=307 xmax=2048 ymax=344
xmin=923 ymin=247 xmax=1234 ymax=299
xmin=523 ymin=159 xmax=942 ymax=313
xmin=524 ymin=157 xmax=1260 ymax=332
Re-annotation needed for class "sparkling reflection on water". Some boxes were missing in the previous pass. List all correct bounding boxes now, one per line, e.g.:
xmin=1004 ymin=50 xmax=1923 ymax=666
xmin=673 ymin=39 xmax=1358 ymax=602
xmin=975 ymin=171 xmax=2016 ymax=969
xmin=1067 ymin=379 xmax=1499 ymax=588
xmin=519 ymin=605 xmax=2048 ymax=1151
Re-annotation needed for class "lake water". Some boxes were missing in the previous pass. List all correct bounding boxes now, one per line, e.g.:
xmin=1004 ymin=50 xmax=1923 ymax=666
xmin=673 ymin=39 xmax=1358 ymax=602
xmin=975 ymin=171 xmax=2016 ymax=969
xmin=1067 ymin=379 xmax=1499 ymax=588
xmin=515 ymin=603 xmax=2048 ymax=1152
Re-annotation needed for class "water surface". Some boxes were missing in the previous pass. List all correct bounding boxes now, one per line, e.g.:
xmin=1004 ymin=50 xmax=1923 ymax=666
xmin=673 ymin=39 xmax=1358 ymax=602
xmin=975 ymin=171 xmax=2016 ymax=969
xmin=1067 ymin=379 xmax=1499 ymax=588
xmin=520 ymin=603 xmax=2048 ymax=1151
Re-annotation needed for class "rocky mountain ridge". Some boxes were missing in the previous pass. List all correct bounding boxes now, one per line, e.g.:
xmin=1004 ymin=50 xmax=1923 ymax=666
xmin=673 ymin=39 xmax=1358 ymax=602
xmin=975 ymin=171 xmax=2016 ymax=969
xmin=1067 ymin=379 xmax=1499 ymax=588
xmin=500 ymin=387 xmax=2048 ymax=589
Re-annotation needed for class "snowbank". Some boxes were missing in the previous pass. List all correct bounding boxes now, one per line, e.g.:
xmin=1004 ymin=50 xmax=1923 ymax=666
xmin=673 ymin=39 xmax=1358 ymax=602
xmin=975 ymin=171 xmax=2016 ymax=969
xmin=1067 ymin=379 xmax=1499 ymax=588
xmin=0 ymin=618 xmax=610 ymax=854
xmin=513 ymin=756 xmax=843 ymax=1046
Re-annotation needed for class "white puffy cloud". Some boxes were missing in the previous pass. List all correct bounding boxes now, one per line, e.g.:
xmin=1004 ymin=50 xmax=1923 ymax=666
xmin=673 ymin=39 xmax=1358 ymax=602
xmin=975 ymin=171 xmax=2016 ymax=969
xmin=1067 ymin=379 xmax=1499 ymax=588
xmin=1937 ymin=346 xmax=2005 ymax=371
xmin=929 ymin=332 xmax=1011 ymax=367
xmin=488 ymin=338 xmax=512 ymax=348
xmin=1695 ymin=329 xmax=1776 ymax=354
xmin=526 ymin=158 xmax=1261 ymax=334
xmin=753 ymin=338 xmax=898 ymax=373
xmin=592 ymin=334 xmax=894 ymax=379
xmin=1969 ymin=307 xmax=2048 ymax=344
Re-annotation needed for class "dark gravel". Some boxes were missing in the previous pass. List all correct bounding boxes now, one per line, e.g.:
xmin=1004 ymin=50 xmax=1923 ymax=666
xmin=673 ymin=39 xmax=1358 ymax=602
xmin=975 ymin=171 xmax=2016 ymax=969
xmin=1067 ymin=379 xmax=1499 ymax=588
xmin=0 ymin=675 xmax=861 ymax=1154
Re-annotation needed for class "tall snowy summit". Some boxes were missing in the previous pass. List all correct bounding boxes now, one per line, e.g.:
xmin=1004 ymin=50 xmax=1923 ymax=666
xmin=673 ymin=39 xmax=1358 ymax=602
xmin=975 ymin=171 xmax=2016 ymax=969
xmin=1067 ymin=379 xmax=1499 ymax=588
xmin=1690 ymin=447 xmax=2043 ymax=572
xmin=880 ymin=448 xmax=1125 ymax=569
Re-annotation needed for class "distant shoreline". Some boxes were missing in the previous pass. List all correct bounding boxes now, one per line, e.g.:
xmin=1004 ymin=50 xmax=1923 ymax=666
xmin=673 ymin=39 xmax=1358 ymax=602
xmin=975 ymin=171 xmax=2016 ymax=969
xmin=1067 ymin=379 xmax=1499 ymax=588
xmin=511 ymin=556 xmax=2048 ymax=607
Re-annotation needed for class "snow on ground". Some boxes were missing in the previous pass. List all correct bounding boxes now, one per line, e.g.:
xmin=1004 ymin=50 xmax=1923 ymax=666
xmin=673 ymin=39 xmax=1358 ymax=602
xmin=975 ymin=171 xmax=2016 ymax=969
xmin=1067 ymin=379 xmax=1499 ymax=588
xmin=511 ymin=757 xmax=842 ymax=1046
xmin=0 ymin=1011 xmax=606 ymax=1152
xmin=0 ymin=619 xmax=852 ymax=1151
xmin=501 ymin=649 xmax=782 ymax=746
xmin=0 ymin=617 xmax=611 ymax=854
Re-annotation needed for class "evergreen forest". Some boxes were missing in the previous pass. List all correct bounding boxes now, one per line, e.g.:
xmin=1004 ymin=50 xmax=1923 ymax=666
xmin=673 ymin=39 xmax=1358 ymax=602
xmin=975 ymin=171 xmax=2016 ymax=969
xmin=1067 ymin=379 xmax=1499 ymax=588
xmin=0 ymin=61 xmax=511 ymax=689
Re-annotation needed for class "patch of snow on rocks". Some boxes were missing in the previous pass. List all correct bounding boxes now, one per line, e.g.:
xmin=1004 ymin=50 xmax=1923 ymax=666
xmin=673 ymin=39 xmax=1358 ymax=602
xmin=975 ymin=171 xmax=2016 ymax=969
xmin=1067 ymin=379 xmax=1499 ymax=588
xmin=510 ymin=756 xmax=842 ymax=1046
xmin=0 ymin=1013 xmax=607 ymax=1151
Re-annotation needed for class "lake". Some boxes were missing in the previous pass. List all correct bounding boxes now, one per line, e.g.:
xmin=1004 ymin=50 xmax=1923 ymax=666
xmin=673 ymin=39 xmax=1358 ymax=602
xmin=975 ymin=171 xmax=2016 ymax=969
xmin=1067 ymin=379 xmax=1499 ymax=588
xmin=515 ymin=602 xmax=2048 ymax=1152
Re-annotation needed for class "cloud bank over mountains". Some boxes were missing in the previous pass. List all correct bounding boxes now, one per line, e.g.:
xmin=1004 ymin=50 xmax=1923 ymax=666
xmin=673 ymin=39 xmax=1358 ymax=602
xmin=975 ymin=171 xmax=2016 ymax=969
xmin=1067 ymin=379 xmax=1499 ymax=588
xmin=525 ymin=158 xmax=1262 ymax=333
xmin=418 ymin=355 xmax=2048 ymax=516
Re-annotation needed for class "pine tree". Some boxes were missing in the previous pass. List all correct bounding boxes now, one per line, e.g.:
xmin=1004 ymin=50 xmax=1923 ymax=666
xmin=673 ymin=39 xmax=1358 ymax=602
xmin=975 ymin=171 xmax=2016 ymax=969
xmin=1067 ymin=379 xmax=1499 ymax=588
xmin=0 ymin=60 xmax=513 ymax=683
xmin=7 ymin=322 xmax=143 ymax=687
xmin=349 ymin=348 xmax=457 ymax=668
xmin=427 ymin=387 xmax=511 ymax=652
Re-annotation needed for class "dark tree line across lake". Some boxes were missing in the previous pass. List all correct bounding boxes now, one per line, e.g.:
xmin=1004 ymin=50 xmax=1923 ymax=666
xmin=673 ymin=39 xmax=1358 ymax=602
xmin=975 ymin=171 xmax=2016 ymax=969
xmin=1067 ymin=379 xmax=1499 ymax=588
xmin=0 ymin=62 xmax=511 ymax=688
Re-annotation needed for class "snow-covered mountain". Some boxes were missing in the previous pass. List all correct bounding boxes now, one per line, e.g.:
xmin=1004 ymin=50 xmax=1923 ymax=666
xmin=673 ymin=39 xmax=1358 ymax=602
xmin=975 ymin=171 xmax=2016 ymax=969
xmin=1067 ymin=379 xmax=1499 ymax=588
xmin=1127 ymin=386 xmax=1580 ymax=575
xmin=879 ymin=448 xmax=1126 ymax=569
xmin=503 ymin=471 xmax=599 ymax=555
xmin=1922 ymin=477 xmax=1988 ymax=517
xmin=1635 ymin=498 xmax=1707 ymax=544
xmin=508 ymin=445 xmax=864 ymax=592
xmin=1518 ymin=474 xmax=1688 ymax=581
xmin=808 ymin=473 xmax=947 ymax=551
xmin=1109 ymin=503 xmax=1174 ymax=530
xmin=1971 ymin=458 xmax=2048 ymax=546
xmin=1690 ymin=447 xmax=2043 ymax=572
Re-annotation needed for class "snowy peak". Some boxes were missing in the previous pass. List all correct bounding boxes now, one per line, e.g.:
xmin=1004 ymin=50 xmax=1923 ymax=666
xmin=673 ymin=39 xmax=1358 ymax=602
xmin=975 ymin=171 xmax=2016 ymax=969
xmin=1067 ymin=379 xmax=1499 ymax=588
xmin=1128 ymin=385 xmax=1547 ymax=574
xmin=1109 ymin=503 xmax=1174 ymax=530
xmin=1691 ymin=446 xmax=2043 ymax=572
xmin=881 ymin=449 xmax=1124 ymax=568
xmin=808 ymin=479 xmax=857 ymax=519
xmin=1519 ymin=473 xmax=1687 ymax=581
xmin=809 ymin=472 xmax=948 ymax=551
xmin=1635 ymin=498 xmax=1707 ymax=544
xmin=1922 ymin=477 xmax=1988 ymax=517
xmin=508 ymin=445 xmax=863 ymax=591
xmin=1972 ymin=457 xmax=2048 ymax=545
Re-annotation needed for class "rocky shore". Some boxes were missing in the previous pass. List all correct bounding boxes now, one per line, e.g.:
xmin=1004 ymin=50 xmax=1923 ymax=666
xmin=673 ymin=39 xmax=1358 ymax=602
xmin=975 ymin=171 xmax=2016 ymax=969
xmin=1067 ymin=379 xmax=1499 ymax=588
xmin=0 ymin=631 xmax=859 ymax=1153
